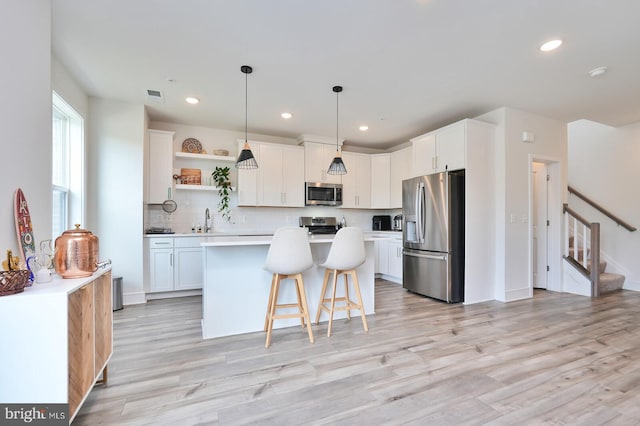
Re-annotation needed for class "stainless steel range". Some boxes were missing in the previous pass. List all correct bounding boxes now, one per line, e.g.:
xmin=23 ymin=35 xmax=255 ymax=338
xmin=299 ymin=216 xmax=338 ymax=234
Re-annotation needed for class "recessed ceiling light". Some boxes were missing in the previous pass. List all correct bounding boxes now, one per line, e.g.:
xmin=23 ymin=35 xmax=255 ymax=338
xmin=540 ymin=39 xmax=562 ymax=52
xmin=281 ymin=112 xmax=293 ymax=119
xmin=185 ymin=97 xmax=200 ymax=104
xmin=359 ymin=125 xmax=369 ymax=131
xmin=588 ymin=66 xmax=607 ymax=77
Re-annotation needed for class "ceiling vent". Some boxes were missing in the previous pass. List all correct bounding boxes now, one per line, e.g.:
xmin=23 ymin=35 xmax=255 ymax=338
xmin=146 ymin=89 xmax=165 ymax=102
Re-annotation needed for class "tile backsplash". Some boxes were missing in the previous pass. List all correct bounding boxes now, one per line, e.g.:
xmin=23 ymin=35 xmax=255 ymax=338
xmin=144 ymin=191 xmax=399 ymax=234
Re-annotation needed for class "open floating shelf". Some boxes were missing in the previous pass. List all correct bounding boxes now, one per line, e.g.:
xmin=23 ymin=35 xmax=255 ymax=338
xmin=175 ymin=184 xmax=236 ymax=192
xmin=175 ymin=152 xmax=235 ymax=162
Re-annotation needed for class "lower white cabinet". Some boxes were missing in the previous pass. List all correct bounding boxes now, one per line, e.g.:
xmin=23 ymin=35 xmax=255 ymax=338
xmin=174 ymin=244 xmax=204 ymax=291
xmin=373 ymin=234 xmax=403 ymax=283
xmin=375 ymin=238 xmax=389 ymax=274
xmin=388 ymin=239 xmax=403 ymax=280
xmin=147 ymin=237 xmax=203 ymax=293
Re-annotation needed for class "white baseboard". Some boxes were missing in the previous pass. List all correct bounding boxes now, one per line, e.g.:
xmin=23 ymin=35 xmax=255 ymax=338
xmin=123 ymin=292 xmax=146 ymax=306
xmin=376 ymin=273 xmax=401 ymax=284
xmin=146 ymin=289 xmax=202 ymax=301
xmin=504 ymin=287 xmax=532 ymax=302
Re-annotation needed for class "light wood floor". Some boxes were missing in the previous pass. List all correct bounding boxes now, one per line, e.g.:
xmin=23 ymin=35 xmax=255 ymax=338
xmin=75 ymin=281 xmax=640 ymax=425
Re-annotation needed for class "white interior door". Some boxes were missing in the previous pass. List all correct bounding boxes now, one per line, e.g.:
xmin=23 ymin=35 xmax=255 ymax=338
xmin=532 ymin=162 xmax=548 ymax=289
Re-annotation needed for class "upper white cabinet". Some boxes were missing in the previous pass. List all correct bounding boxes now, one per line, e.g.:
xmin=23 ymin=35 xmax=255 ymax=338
xmin=370 ymin=154 xmax=391 ymax=209
xmin=390 ymin=146 xmax=412 ymax=208
xmin=341 ymin=152 xmax=371 ymax=208
xmin=303 ymin=141 xmax=342 ymax=184
xmin=238 ymin=140 xmax=304 ymax=207
xmin=258 ymin=143 xmax=305 ymax=207
xmin=411 ymin=120 xmax=466 ymax=176
xmin=146 ymin=129 xmax=174 ymax=203
xmin=436 ymin=122 xmax=466 ymax=172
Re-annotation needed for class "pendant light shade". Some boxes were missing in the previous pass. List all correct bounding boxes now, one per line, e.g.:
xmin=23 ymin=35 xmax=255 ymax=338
xmin=327 ymin=85 xmax=347 ymax=175
xmin=236 ymin=65 xmax=258 ymax=169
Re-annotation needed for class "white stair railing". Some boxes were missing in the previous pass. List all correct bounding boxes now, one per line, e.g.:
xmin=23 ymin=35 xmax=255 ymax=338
xmin=563 ymin=204 xmax=600 ymax=297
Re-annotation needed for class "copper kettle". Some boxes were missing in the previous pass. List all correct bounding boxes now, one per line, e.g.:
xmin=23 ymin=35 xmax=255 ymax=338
xmin=54 ymin=224 xmax=111 ymax=278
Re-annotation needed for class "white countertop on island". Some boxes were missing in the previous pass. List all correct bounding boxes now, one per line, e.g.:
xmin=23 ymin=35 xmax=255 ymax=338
xmin=200 ymin=233 xmax=385 ymax=247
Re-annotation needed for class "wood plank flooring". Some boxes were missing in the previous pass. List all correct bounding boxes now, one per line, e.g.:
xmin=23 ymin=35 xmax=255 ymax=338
xmin=75 ymin=281 xmax=640 ymax=425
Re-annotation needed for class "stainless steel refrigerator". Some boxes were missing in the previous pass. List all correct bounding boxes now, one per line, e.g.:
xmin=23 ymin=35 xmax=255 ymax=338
xmin=402 ymin=170 xmax=464 ymax=303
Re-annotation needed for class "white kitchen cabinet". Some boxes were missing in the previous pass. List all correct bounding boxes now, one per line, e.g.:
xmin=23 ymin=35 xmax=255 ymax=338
xmin=258 ymin=143 xmax=305 ymax=207
xmin=236 ymin=140 xmax=260 ymax=206
xmin=411 ymin=120 xmax=466 ymax=175
xmin=147 ymin=237 xmax=203 ymax=294
xmin=370 ymin=154 xmax=391 ymax=208
xmin=390 ymin=146 xmax=412 ymax=208
xmin=412 ymin=133 xmax=436 ymax=176
xmin=341 ymin=152 xmax=371 ymax=208
xmin=375 ymin=238 xmax=390 ymax=274
xmin=436 ymin=121 xmax=466 ymax=172
xmin=238 ymin=141 xmax=304 ymax=207
xmin=303 ymin=141 xmax=342 ymax=184
xmin=147 ymin=129 xmax=174 ymax=203
xmin=388 ymin=238 xmax=403 ymax=280
xmin=174 ymin=238 xmax=204 ymax=291
xmin=148 ymin=238 xmax=174 ymax=293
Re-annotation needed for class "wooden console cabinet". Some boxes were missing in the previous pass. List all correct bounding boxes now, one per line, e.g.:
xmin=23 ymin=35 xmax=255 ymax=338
xmin=0 ymin=269 xmax=113 ymax=423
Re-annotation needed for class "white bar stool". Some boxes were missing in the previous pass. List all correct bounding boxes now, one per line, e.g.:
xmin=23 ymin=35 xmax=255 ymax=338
xmin=264 ymin=227 xmax=315 ymax=348
xmin=315 ymin=227 xmax=369 ymax=337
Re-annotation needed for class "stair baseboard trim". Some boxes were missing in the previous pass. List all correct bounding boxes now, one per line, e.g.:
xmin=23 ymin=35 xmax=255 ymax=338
xmin=623 ymin=279 xmax=640 ymax=292
xmin=562 ymin=259 xmax=591 ymax=297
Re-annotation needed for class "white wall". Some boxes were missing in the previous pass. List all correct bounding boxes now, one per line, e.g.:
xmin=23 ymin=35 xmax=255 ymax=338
xmin=51 ymin=57 xmax=88 ymax=118
xmin=0 ymin=1 xmax=51 ymax=260
xmin=568 ymin=119 xmax=640 ymax=290
xmin=476 ymin=107 xmax=567 ymax=302
xmin=88 ymin=99 xmax=146 ymax=304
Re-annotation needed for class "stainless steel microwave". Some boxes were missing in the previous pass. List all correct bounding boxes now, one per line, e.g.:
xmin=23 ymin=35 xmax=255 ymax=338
xmin=305 ymin=182 xmax=342 ymax=206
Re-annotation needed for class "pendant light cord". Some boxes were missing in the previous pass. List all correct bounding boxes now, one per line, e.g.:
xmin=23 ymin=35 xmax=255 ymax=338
xmin=245 ymin=70 xmax=248 ymax=143
xmin=336 ymin=89 xmax=339 ymax=152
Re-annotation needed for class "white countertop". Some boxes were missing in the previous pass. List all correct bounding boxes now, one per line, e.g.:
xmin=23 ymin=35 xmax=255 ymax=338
xmin=146 ymin=230 xmax=402 ymax=239
xmin=201 ymin=233 xmax=387 ymax=247
xmin=0 ymin=267 xmax=112 ymax=299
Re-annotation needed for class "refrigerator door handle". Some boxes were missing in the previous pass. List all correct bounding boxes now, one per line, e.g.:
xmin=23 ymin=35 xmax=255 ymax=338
xmin=415 ymin=181 xmax=425 ymax=244
xmin=403 ymin=250 xmax=446 ymax=261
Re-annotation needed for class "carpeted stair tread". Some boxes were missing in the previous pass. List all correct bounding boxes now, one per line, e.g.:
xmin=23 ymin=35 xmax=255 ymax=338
xmin=599 ymin=273 xmax=625 ymax=293
xmin=590 ymin=260 xmax=607 ymax=274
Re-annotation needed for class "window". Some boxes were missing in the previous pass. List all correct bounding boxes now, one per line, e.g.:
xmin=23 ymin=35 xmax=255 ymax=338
xmin=52 ymin=92 xmax=84 ymax=239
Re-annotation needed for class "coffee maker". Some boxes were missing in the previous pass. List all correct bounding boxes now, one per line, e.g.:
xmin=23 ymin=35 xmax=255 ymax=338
xmin=393 ymin=214 xmax=403 ymax=231
xmin=372 ymin=215 xmax=391 ymax=231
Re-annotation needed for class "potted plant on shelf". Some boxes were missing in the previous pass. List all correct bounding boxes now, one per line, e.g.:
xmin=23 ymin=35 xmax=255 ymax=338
xmin=211 ymin=166 xmax=232 ymax=222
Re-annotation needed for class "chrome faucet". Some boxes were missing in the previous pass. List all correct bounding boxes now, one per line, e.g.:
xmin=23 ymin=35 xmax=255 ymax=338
xmin=205 ymin=208 xmax=212 ymax=233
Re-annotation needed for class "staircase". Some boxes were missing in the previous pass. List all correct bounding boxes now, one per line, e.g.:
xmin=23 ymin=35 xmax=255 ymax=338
xmin=567 ymin=236 xmax=625 ymax=294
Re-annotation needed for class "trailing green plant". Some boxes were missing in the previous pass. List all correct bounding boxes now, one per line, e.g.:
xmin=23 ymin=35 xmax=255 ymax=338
xmin=211 ymin=166 xmax=232 ymax=222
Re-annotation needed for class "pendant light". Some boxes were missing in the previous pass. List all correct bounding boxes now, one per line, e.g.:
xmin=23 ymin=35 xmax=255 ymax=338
xmin=327 ymin=85 xmax=347 ymax=175
xmin=236 ymin=65 xmax=258 ymax=169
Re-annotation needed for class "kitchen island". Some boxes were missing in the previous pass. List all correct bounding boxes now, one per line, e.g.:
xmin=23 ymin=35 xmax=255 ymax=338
xmin=201 ymin=234 xmax=378 ymax=339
